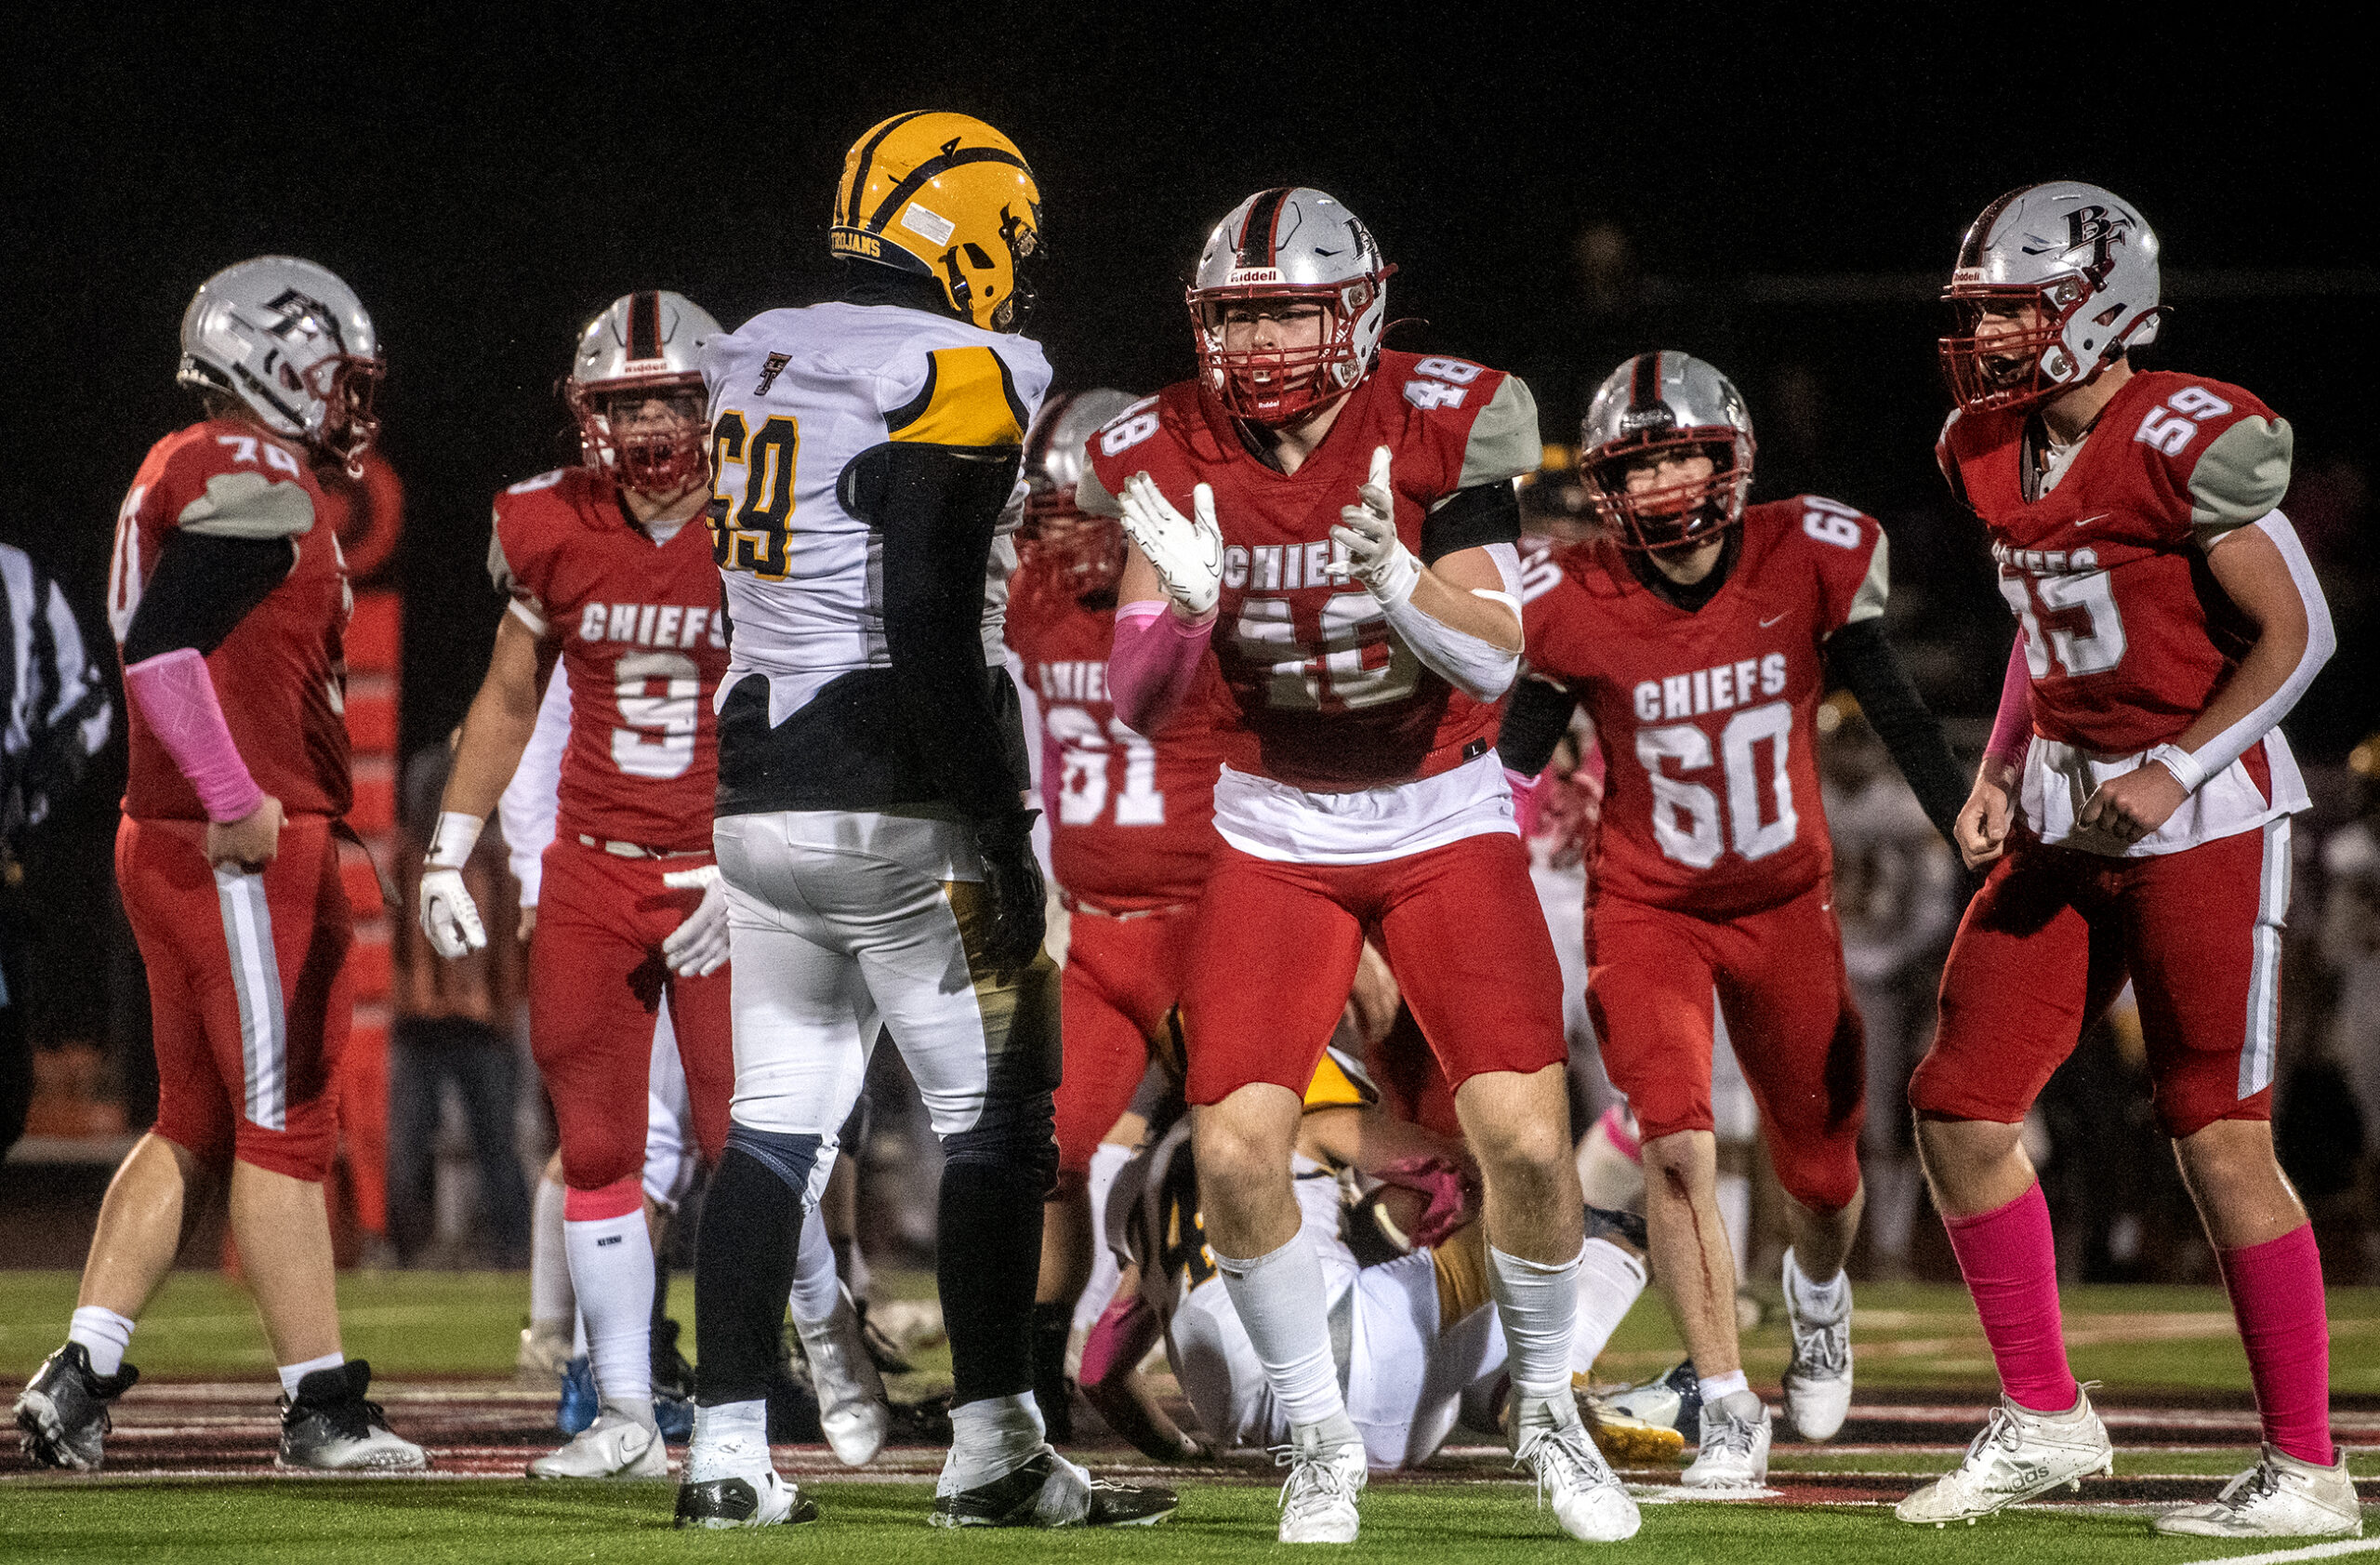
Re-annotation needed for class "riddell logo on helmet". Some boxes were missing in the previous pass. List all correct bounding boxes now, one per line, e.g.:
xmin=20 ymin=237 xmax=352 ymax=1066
xmin=1225 ymin=267 xmax=1283 ymax=286
xmin=1620 ymin=405 xmax=1676 ymax=434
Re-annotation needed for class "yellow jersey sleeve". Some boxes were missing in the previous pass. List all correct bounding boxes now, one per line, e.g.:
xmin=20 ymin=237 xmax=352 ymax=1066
xmin=884 ymin=346 xmax=1029 ymax=449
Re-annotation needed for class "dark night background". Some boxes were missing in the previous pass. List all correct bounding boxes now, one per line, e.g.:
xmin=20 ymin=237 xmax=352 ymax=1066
xmin=2 ymin=6 xmax=2372 ymax=1054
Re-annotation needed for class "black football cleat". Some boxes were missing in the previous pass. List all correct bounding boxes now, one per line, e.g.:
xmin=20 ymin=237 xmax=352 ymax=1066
xmin=932 ymin=1449 xmax=1177 ymax=1528
xmin=277 ymin=1359 xmax=429 ymax=1471
xmin=674 ymin=1471 xmax=821 ymax=1529
xmin=14 ymin=1343 xmax=139 ymax=1472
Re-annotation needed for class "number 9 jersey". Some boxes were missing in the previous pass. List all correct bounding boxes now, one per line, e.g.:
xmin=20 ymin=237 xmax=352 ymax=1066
xmin=488 ymin=467 xmax=730 ymax=852
xmin=1519 ymin=497 xmax=1889 ymax=919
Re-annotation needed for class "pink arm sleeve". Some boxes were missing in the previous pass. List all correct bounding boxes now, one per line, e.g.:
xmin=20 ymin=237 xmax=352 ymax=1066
xmin=1984 ymin=638 xmax=2032 ymax=770
xmin=1108 ymin=600 xmax=1215 ymax=737
xmin=124 ymin=648 xmax=264 ymax=823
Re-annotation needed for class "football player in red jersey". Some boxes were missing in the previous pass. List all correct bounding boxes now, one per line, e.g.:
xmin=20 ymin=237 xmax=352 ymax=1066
xmin=1500 ymin=351 xmax=1970 ymax=1486
xmin=1004 ymin=388 xmax=1229 ymax=1440
xmin=1899 ymin=185 xmax=2348 ymax=1538
xmin=13 ymin=259 xmax=426 ymax=1474
xmin=1085 ymin=187 xmax=1637 ymax=1545
xmin=417 ymin=291 xmax=740 ymax=1480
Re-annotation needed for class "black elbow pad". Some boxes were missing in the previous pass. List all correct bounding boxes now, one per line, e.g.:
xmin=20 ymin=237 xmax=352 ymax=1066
xmin=839 ymin=442 xmax=1021 ymax=533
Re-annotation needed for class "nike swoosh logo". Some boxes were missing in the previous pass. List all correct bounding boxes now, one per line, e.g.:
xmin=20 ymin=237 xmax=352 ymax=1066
xmin=2074 ymin=513 xmax=2109 ymax=527
xmin=1759 ymin=614 xmax=1786 ymax=628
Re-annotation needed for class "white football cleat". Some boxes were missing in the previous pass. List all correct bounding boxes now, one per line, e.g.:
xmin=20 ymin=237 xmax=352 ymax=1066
xmin=792 ymin=1282 xmax=891 ymax=1467
xmin=1780 ymin=1249 xmax=1853 ymax=1442
xmin=1512 ymin=1393 xmax=1642 ymax=1542
xmin=528 ymin=1407 xmax=669 ymax=1479
xmin=1276 ymin=1426 xmax=1367 ymax=1544
xmin=2155 ymin=1444 xmax=2362 ymax=1538
xmin=1683 ymin=1390 xmax=1771 ymax=1488
xmin=1896 ymin=1389 xmax=2113 ymax=1525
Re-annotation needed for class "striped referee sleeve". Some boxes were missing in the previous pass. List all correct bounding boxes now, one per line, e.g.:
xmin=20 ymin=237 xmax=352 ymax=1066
xmin=2 ymin=543 xmax=114 ymax=844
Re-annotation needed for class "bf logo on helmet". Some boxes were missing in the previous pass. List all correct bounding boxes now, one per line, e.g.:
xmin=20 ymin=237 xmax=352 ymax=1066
xmin=2064 ymin=206 xmax=2128 ymax=288
xmin=263 ymin=288 xmax=343 ymax=351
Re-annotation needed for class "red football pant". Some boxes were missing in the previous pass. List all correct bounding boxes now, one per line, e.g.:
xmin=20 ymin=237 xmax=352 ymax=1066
xmin=1585 ymin=877 xmax=1865 ymax=1210
xmin=1912 ymin=821 xmax=2288 ymax=1138
xmin=1056 ymin=904 xmax=1192 ymax=1179
xmin=117 ymin=814 xmax=352 ymax=1181
xmin=530 ymin=839 xmax=732 ymax=1193
xmin=1181 ymin=832 xmax=1567 ymax=1107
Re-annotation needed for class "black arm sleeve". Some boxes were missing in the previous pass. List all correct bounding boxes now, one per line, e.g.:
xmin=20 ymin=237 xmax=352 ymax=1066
xmin=1823 ymin=617 xmax=1969 ymax=848
xmin=1495 ymin=676 xmax=1579 ymax=777
xmin=850 ymin=442 xmax=1030 ymax=825
xmin=1419 ymin=481 xmax=1521 ymax=564
xmin=120 ymin=532 xmax=295 ymax=665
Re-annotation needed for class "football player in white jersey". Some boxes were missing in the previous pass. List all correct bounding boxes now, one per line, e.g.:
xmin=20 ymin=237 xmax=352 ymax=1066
xmin=675 ymin=112 xmax=1171 ymax=1531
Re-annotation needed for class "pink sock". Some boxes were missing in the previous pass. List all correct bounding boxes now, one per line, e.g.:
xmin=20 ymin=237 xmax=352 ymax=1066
xmin=2216 ymin=1225 xmax=2334 ymax=1465
xmin=1941 ymin=1182 xmax=2077 ymax=1413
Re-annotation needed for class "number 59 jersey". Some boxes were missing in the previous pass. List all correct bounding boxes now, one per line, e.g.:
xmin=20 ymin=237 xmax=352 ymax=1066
xmin=699 ymin=302 xmax=1051 ymax=813
xmin=489 ymin=467 xmax=729 ymax=854
xmin=1081 ymin=352 xmax=1540 ymax=793
xmin=1520 ymin=497 xmax=1888 ymax=919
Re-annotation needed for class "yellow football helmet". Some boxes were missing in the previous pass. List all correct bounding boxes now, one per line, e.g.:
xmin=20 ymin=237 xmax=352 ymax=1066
xmin=832 ymin=112 xmax=1043 ymax=333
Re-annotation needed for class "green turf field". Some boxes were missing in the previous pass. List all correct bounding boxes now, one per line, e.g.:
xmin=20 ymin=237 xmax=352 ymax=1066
xmin=2 ymin=1269 xmax=2373 ymax=1397
xmin=0 ymin=1480 xmax=2367 ymax=1565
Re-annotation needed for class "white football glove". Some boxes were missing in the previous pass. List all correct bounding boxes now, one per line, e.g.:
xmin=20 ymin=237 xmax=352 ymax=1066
xmin=661 ymin=864 xmax=730 ymax=977
xmin=1116 ymin=472 xmax=1223 ymax=618
xmin=1329 ymin=446 xmax=1419 ymax=604
xmin=418 ymin=868 xmax=487 ymax=959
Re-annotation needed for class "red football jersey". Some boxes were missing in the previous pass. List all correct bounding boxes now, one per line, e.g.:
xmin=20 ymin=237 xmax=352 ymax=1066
xmin=110 ymin=418 xmax=351 ymax=820
xmin=1938 ymin=370 xmax=2283 ymax=754
xmin=1005 ymin=563 xmax=1223 ymax=910
xmin=490 ymin=468 xmax=729 ymax=853
xmin=1520 ymin=497 xmax=1886 ymax=918
xmin=1084 ymin=351 xmax=1538 ymax=791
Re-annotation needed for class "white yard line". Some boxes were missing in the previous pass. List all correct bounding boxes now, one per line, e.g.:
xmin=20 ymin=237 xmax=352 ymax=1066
xmin=2175 ymin=1540 xmax=2380 ymax=1565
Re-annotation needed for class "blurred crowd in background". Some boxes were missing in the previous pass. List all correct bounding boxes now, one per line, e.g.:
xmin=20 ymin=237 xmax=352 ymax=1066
xmin=3 ymin=220 xmax=2374 ymax=1294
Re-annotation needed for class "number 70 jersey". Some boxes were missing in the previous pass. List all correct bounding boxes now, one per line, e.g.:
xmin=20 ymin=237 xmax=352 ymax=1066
xmin=1519 ymin=497 xmax=1887 ymax=919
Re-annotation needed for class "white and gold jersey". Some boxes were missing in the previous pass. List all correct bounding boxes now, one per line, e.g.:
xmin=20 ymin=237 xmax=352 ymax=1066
xmin=701 ymin=301 xmax=1051 ymax=816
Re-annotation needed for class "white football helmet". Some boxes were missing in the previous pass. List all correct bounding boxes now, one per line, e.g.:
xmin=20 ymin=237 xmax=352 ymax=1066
xmin=178 ymin=257 xmax=383 ymax=471
xmin=1187 ymin=187 xmax=1395 ymax=427
xmin=1940 ymin=182 xmax=2162 ymax=415
xmin=1020 ymin=388 xmax=1139 ymax=596
xmin=1580 ymin=351 xmax=1756 ymax=550
xmin=565 ymin=290 xmax=721 ymax=495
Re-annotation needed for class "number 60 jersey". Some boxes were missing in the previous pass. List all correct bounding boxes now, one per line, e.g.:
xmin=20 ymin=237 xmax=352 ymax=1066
xmin=488 ymin=466 xmax=730 ymax=853
xmin=1520 ymin=497 xmax=1887 ymax=919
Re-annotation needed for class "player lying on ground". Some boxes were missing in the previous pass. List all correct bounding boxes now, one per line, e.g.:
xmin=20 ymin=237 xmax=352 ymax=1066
xmin=500 ymin=668 xmax=888 ymax=1466
xmin=1900 ymin=181 xmax=2351 ymax=1540
xmin=1005 ymin=387 xmax=1233 ymax=1441
xmin=1091 ymin=185 xmax=1636 ymax=1545
xmin=417 ymin=291 xmax=738 ymax=1481
xmin=1499 ymin=351 xmax=1970 ymax=1486
xmin=677 ymin=111 xmax=1170 ymax=1530
xmin=15 ymin=259 xmax=424 ymax=1474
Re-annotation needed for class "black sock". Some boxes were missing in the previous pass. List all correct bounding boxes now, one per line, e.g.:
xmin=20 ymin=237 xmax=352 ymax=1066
xmin=1031 ymin=1300 xmax=1075 ymax=1441
xmin=694 ymin=1130 xmax=819 ymax=1407
xmin=936 ymin=1159 xmax=1047 ymax=1406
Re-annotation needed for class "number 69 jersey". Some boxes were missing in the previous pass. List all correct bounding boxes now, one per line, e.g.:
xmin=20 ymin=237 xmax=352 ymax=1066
xmin=1520 ymin=497 xmax=1888 ymax=919
xmin=488 ymin=466 xmax=729 ymax=853
xmin=1081 ymin=351 xmax=1540 ymax=793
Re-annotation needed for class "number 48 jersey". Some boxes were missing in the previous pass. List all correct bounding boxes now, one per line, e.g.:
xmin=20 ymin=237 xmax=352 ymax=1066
xmin=1520 ymin=497 xmax=1888 ymax=919
xmin=489 ymin=466 xmax=729 ymax=854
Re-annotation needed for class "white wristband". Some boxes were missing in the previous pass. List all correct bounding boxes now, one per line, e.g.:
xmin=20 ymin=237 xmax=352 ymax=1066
xmin=2145 ymin=743 xmax=2207 ymax=795
xmin=428 ymin=810 xmax=484 ymax=869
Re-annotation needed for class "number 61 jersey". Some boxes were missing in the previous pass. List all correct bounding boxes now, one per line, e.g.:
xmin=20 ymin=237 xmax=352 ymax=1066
xmin=1520 ymin=497 xmax=1888 ymax=919
xmin=489 ymin=466 xmax=729 ymax=853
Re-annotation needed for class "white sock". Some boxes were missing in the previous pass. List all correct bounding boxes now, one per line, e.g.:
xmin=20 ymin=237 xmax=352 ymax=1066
xmin=787 ymin=1206 xmax=840 ymax=1328
xmin=942 ymin=1392 xmax=1047 ymax=1493
xmin=1785 ymin=1247 xmax=1849 ymax=1323
xmin=278 ymin=1352 xmax=345 ymax=1399
xmin=565 ymin=1210 xmax=655 ymax=1415
xmin=1216 ymin=1233 xmax=1346 ymax=1428
xmin=1070 ymin=1142 xmax=1131 ymax=1335
xmin=1570 ymin=1238 xmax=1649 ymax=1374
xmin=68 ymin=1306 xmax=136 ymax=1378
xmin=1698 ymin=1369 xmax=1750 ymax=1405
xmin=1487 ymin=1242 xmax=1583 ymax=1402
xmin=572 ymin=1312 xmax=588 ymax=1358
xmin=529 ymin=1176 xmax=574 ymax=1327
xmin=689 ymin=1398 xmax=768 ymax=1479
